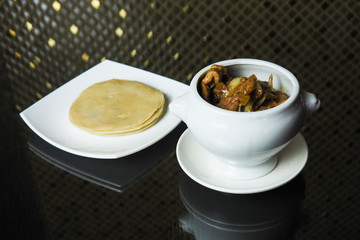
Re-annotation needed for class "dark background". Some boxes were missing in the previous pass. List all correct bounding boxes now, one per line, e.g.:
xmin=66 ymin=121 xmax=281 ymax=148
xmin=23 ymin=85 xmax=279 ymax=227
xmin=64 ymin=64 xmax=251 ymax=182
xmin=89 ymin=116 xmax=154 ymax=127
xmin=1 ymin=0 xmax=359 ymax=239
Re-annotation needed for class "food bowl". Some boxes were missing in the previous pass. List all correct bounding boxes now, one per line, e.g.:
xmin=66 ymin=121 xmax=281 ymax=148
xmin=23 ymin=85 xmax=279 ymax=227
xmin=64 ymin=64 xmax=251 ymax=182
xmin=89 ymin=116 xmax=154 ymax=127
xmin=169 ymin=59 xmax=320 ymax=179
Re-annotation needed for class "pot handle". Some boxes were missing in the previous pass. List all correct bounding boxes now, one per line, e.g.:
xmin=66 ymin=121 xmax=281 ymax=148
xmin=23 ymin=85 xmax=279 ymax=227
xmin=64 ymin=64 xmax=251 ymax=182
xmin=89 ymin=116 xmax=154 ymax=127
xmin=169 ymin=92 xmax=189 ymax=124
xmin=301 ymin=91 xmax=320 ymax=117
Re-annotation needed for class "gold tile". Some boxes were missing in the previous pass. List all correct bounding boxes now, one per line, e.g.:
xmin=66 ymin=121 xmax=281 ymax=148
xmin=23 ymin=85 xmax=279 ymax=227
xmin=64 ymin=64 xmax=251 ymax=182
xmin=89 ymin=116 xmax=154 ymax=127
xmin=15 ymin=51 xmax=22 ymax=58
xmin=26 ymin=21 xmax=33 ymax=31
xmin=82 ymin=53 xmax=90 ymax=62
xmin=115 ymin=27 xmax=124 ymax=37
xmin=69 ymin=24 xmax=79 ymax=35
xmin=8 ymin=28 xmax=16 ymax=37
xmin=119 ymin=8 xmax=127 ymax=19
xmin=29 ymin=62 xmax=36 ymax=69
xmin=48 ymin=37 xmax=56 ymax=47
xmin=36 ymin=92 xmax=43 ymax=99
xmin=182 ymin=4 xmax=189 ymax=13
xmin=15 ymin=104 xmax=22 ymax=112
xmin=130 ymin=49 xmax=137 ymax=57
xmin=187 ymin=73 xmax=193 ymax=81
xmin=144 ymin=59 xmax=149 ymax=67
xmin=33 ymin=56 xmax=41 ymax=64
xmin=166 ymin=36 xmax=172 ymax=44
xmin=150 ymin=1 xmax=157 ymax=9
xmin=45 ymin=81 xmax=52 ymax=89
xmin=173 ymin=52 xmax=179 ymax=60
xmin=147 ymin=31 xmax=153 ymax=39
xmin=101 ymin=56 xmax=106 ymax=61
xmin=52 ymin=1 xmax=61 ymax=11
xmin=203 ymin=34 xmax=210 ymax=42
xmin=91 ymin=0 xmax=100 ymax=9
xmin=203 ymin=56 xmax=210 ymax=63
xmin=28 ymin=56 xmax=41 ymax=69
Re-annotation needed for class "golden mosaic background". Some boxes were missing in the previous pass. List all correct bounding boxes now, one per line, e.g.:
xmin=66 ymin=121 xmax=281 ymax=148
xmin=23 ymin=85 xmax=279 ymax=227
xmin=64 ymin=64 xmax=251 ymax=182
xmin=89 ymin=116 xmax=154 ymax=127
xmin=1 ymin=0 xmax=359 ymax=239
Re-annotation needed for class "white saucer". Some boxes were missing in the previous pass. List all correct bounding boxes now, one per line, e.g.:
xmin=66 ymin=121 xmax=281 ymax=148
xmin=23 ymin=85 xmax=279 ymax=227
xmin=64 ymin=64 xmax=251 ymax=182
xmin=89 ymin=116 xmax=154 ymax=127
xmin=176 ymin=129 xmax=308 ymax=194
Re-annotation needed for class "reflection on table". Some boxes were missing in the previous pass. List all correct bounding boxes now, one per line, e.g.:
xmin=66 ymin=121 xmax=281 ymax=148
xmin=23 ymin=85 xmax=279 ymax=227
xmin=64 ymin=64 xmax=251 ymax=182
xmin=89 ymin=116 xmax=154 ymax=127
xmin=179 ymin=173 xmax=305 ymax=240
xmin=28 ymin=123 xmax=187 ymax=192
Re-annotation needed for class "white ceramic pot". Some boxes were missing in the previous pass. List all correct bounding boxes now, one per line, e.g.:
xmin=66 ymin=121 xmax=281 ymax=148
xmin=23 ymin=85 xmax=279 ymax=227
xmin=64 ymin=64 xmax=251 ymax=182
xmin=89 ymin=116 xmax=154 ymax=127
xmin=170 ymin=59 xmax=320 ymax=179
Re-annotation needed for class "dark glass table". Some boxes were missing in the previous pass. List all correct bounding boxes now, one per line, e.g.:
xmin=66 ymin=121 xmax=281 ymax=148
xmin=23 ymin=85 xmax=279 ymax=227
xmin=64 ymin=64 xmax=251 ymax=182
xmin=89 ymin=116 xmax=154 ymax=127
xmin=2 ymin=118 xmax=358 ymax=240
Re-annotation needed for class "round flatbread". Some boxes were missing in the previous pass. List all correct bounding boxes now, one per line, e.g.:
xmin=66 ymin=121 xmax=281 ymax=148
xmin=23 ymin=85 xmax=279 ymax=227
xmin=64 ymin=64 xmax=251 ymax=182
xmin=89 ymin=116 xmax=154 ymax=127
xmin=69 ymin=79 xmax=165 ymax=135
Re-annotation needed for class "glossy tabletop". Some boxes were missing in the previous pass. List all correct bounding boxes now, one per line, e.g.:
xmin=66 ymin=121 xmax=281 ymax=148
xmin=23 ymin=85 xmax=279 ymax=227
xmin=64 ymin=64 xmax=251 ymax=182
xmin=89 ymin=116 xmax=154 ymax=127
xmin=2 ymin=118 xmax=359 ymax=240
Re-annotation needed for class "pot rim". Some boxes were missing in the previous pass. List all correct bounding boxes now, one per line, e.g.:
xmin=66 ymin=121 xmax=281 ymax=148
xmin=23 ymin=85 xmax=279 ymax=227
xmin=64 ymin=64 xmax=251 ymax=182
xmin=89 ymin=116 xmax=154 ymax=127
xmin=190 ymin=58 xmax=300 ymax=117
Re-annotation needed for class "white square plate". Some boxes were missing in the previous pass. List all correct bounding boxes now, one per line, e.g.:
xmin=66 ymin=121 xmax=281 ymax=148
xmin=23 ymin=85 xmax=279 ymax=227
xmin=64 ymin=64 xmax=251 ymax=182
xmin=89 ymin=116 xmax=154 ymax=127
xmin=20 ymin=60 xmax=188 ymax=159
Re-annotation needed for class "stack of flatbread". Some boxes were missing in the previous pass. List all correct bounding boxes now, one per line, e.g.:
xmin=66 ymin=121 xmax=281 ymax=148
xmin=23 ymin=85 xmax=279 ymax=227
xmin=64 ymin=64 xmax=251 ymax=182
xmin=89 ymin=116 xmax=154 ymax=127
xmin=69 ymin=79 xmax=165 ymax=135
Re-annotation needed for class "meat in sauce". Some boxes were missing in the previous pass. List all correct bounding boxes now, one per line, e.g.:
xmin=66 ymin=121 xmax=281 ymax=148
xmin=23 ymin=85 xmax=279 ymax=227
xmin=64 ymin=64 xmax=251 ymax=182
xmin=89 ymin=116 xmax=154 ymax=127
xmin=198 ymin=64 xmax=289 ymax=112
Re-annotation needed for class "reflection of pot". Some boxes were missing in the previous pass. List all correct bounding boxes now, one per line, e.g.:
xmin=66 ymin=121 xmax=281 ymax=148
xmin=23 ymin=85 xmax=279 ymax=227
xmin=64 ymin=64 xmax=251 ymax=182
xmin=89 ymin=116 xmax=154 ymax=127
xmin=179 ymin=174 xmax=305 ymax=240
xmin=170 ymin=59 xmax=320 ymax=179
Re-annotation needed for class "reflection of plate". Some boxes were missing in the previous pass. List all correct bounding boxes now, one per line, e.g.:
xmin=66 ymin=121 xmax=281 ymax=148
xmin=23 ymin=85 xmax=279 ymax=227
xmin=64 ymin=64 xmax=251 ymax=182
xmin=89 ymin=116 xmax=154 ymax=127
xmin=20 ymin=60 xmax=188 ymax=159
xmin=28 ymin=123 xmax=187 ymax=192
xmin=176 ymin=129 xmax=308 ymax=194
